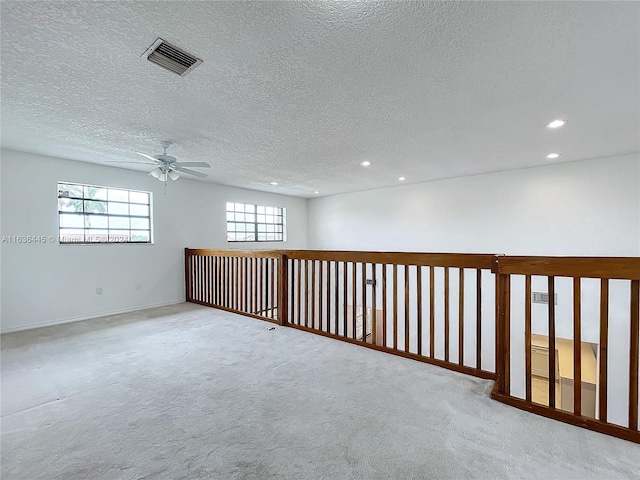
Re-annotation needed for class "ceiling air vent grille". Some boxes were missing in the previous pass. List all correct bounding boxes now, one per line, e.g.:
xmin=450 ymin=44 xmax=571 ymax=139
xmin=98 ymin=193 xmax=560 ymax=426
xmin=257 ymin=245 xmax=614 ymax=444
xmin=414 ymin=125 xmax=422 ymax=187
xmin=142 ymin=38 xmax=202 ymax=77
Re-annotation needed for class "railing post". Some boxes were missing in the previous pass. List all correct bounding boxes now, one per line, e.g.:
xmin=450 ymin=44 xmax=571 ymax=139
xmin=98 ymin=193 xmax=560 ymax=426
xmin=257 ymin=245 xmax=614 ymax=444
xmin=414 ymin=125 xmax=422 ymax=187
xmin=278 ymin=254 xmax=289 ymax=326
xmin=185 ymin=248 xmax=192 ymax=302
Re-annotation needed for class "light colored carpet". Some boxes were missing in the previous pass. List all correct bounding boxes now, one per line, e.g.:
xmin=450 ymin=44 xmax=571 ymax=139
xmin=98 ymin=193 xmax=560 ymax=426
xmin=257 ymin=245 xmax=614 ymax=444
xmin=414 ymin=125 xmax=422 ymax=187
xmin=1 ymin=303 xmax=638 ymax=480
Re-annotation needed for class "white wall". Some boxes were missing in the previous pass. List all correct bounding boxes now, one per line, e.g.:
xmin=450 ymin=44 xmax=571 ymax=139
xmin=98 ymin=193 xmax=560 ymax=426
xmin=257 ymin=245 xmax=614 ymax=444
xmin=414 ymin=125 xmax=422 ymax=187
xmin=308 ymin=154 xmax=640 ymax=256
xmin=308 ymin=154 xmax=640 ymax=425
xmin=0 ymin=149 xmax=308 ymax=333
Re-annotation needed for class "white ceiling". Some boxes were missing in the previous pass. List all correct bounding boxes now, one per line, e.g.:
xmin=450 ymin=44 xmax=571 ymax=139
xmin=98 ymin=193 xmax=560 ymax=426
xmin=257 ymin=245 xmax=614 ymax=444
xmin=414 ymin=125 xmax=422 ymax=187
xmin=1 ymin=1 xmax=638 ymax=197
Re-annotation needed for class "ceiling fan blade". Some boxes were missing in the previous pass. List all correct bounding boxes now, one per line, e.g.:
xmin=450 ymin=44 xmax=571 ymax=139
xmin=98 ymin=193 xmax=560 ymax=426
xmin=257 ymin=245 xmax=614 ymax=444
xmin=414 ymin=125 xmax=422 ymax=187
xmin=174 ymin=161 xmax=211 ymax=168
xmin=135 ymin=152 xmax=162 ymax=163
xmin=106 ymin=160 xmax=157 ymax=165
xmin=173 ymin=166 xmax=208 ymax=178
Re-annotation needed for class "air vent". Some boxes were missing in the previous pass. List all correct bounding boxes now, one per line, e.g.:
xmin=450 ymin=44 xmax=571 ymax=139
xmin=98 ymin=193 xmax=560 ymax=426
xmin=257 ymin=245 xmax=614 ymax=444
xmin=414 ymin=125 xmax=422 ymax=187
xmin=141 ymin=38 xmax=202 ymax=77
xmin=532 ymin=292 xmax=558 ymax=305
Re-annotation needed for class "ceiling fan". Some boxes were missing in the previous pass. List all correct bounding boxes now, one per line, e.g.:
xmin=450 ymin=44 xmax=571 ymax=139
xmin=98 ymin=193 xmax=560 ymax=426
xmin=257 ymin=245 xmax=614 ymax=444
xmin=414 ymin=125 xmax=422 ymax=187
xmin=108 ymin=141 xmax=210 ymax=181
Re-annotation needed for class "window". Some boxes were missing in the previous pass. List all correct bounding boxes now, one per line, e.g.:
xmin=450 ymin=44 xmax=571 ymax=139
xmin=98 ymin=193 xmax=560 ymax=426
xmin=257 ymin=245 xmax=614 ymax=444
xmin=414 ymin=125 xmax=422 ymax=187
xmin=58 ymin=182 xmax=152 ymax=244
xmin=226 ymin=202 xmax=285 ymax=242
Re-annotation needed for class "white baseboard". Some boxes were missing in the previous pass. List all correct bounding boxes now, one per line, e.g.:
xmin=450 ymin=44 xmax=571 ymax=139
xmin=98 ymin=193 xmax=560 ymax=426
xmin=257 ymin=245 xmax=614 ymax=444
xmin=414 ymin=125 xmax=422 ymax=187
xmin=0 ymin=300 xmax=185 ymax=334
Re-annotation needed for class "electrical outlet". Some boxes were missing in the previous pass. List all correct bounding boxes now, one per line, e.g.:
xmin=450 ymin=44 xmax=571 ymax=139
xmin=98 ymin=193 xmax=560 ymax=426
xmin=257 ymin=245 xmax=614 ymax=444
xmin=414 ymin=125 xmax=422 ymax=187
xmin=96 ymin=287 xmax=103 ymax=295
xmin=136 ymin=283 xmax=142 ymax=290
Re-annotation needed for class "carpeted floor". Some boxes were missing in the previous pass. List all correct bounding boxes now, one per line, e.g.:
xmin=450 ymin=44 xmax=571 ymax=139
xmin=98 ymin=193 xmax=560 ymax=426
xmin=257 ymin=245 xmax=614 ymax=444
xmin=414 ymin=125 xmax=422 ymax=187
xmin=1 ymin=303 xmax=638 ymax=479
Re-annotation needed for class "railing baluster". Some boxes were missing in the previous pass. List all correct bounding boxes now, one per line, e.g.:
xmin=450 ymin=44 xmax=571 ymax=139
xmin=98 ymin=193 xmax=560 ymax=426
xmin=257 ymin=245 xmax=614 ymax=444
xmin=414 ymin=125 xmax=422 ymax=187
xmin=417 ymin=266 xmax=422 ymax=356
xmin=599 ymin=278 xmax=609 ymax=422
xmin=342 ymin=262 xmax=347 ymax=336
xmin=334 ymin=261 xmax=339 ymax=336
xmin=271 ymin=258 xmax=275 ymax=318
xmin=430 ymin=266 xmax=435 ymax=359
xmin=304 ymin=260 xmax=309 ymax=328
xmin=525 ymin=275 xmax=532 ymax=402
xmin=297 ymin=260 xmax=301 ymax=325
xmin=372 ymin=264 xmax=378 ymax=345
xmin=278 ymin=254 xmax=288 ymax=326
xmin=504 ymin=274 xmax=511 ymax=396
xmin=445 ymin=267 xmax=450 ymax=362
xmin=393 ymin=264 xmax=398 ymax=349
xmin=548 ymin=276 xmax=556 ymax=409
xmin=326 ymin=261 xmax=331 ymax=333
xmin=459 ymin=268 xmax=464 ymax=366
xmin=382 ymin=264 xmax=387 ymax=347
xmin=362 ymin=263 xmax=368 ymax=342
xmin=352 ymin=262 xmax=357 ymax=340
xmin=311 ymin=260 xmax=317 ymax=329
xmin=404 ymin=265 xmax=410 ymax=352
xmin=318 ymin=261 xmax=323 ymax=331
xmin=573 ymin=277 xmax=582 ymax=416
xmin=476 ymin=269 xmax=482 ymax=370
xmin=630 ymin=280 xmax=639 ymax=431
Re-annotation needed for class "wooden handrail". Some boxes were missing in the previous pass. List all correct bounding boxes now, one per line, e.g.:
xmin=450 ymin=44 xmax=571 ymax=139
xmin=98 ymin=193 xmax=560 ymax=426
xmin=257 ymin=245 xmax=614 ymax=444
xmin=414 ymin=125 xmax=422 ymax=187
xmin=495 ymin=256 xmax=640 ymax=279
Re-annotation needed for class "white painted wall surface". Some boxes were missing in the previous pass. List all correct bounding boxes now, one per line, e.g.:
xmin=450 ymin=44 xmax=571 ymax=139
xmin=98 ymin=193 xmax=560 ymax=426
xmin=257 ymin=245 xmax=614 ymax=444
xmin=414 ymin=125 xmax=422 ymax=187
xmin=308 ymin=154 xmax=640 ymax=256
xmin=0 ymin=149 xmax=308 ymax=333
xmin=308 ymin=154 xmax=640 ymax=425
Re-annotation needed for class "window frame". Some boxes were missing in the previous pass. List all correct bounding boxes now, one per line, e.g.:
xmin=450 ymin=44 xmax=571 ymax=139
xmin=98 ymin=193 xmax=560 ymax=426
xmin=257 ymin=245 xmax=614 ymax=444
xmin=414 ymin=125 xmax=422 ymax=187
xmin=57 ymin=181 xmax=153 ymax=245
xmin=226 ymin=202 xmax=286 ymax=243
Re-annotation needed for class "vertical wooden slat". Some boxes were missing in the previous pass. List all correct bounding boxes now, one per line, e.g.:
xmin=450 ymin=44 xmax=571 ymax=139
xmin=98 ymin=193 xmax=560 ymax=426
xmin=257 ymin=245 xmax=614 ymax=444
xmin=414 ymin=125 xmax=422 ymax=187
xmin=372 ymin=264 xmax=377 ymax=345
xmin=198 ymin=256 xmax=204 ymax=303
xmin=362 ymin=263 xmax=368 ymax=342
xmin=630 ymin=280 xmax=639 ymax=431
xmin=251 ymin=258 xmax=256 ymax=313
xmin=289 ymin=259 xmax=295 ymax=322
xmin=573 ymin=277 xmax=582 ymax=416
xmin=343 ymin=262 xmax=348 ymax=337
xmin=271 ymin=258 xmax=276 ymax=318
xmin=296 ymin=260 xmax=302 ymax=325
xmin=334 ymin=262 xmax=339 ymax=336
xmin=404 ymin=265 xmax=410 ymax=352
xmin=525 ymin=275 xmax=532 ymax=402
xmin=311 ymin=260 xmax=317 ymax=329
xmin=278 ymin=255 xmax=288 ymax=326
xmin=352 ymin=262 xmax=357 ymax=340
xmin=417 ymin=266 xmax=422 ymax=356
xmin=476 ymin=269 xmax=482 ymax=370
xmin=235 ymin=257 xmax=240 ymax=310
xmin=382 ymin=265 xmax=388 ymax=347
xmin=318 ymin=261 xmax=324 ymax=331
xmin=459 ymin=268 xmax=464 ymax=366
xmin=393 ymin=264 xmax=398 ymax=350
xmin=326 ymin=261 xmax=331 ymax=333
xmin=444 ymin=267 xmax=450 ymax=362
xmin=258 ymin=258 xmax=263 ymax=315
xmin=548 ymin=276 xmax=556 ymax=409
xmin=503 ymin=274 xmax=511 ymax=395
xmin=304 ymin=260 xmax=309 ymax=328
xmin=430 ymin=266 xmax=435 ymax=359
xmin=599 ymin=278 xmax=609 ymax=422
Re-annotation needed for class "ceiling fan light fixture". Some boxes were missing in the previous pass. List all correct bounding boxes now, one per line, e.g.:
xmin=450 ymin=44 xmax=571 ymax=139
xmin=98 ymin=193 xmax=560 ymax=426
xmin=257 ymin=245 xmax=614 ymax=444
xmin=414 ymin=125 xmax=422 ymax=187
xmin=149 ymin=167 xmax=162 ymax=179
xmin=168 ymin=170 xmax=180 ymax=181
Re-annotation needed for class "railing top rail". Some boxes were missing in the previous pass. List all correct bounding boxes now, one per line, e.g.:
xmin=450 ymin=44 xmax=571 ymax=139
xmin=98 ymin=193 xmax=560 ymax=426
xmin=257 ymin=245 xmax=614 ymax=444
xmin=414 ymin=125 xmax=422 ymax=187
xmin=495 ymin=256 xmax=640 ymax=280
xmin=186 ymin=248 xmax=283 ymax=259
xmin=283 ymin=250 xmax=496 ymax=268
xmin=186 ymin=248 xmax=496 ymax=269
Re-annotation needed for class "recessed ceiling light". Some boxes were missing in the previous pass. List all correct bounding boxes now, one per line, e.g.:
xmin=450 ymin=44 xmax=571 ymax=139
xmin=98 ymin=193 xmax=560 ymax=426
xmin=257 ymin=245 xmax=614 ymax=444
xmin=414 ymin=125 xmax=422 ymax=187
xmin=546 ymin=153 xmax=561 ymax=159
xmin=546 ymin=119 xmax=567 ymax=129
xmin=270 ymin=182 xmax=278 ymax=185
xmin=313 ymin=191 xmax=320 ymax=194
xmin=398 ymin=177 xmax=406 ymax=181
xmin=360 ymin=161 xmax=371 ymax=167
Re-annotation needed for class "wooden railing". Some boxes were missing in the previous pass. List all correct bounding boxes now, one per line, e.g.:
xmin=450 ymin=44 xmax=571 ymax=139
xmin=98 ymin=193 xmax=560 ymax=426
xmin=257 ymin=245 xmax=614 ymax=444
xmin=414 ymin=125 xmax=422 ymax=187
xmin=185 ymin=248 xmax=640 ymax=443
xmin=185 ymin=249 xmax=284 ymax=324
xmin=491 ymin=256 xmax=640 ymax=443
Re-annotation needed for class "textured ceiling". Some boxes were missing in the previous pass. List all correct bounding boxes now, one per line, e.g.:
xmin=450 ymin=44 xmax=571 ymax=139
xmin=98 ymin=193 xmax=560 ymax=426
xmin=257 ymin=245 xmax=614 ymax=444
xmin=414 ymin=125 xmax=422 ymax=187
xmin=1 ymin=1 xmax=639 ymax=197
